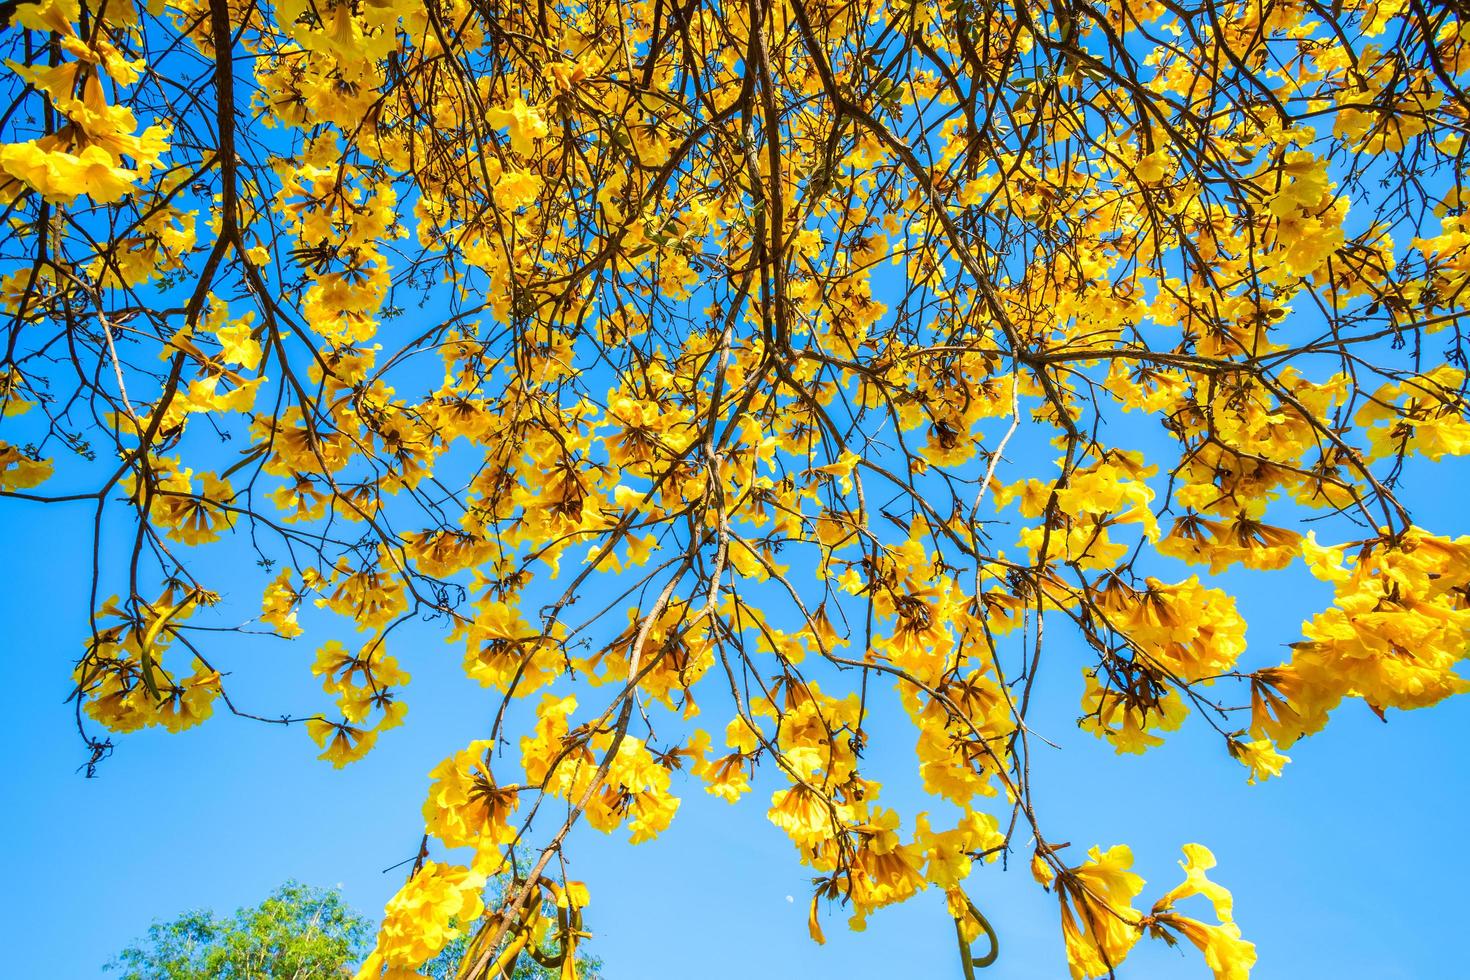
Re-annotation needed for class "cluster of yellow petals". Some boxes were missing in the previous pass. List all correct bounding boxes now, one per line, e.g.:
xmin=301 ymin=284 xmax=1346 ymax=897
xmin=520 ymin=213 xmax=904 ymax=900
xmin=1045 ymin=843 xmax=1257 ymax=980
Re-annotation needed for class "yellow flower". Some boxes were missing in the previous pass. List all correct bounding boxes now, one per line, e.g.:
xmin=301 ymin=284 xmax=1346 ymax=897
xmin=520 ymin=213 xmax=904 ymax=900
xmin=768 ymin=784 xmax=833 ymax=848
xmin=157 ymin=472 xmax=236 ymax=545
xmin=695 ymin=752 xmax=751 ymax=802
xmin=1152 ymin=915 xmax=1257 ymax=980
xmin=493 ymin=169 xmax=542 ymax=210
xmin=1058 ymin=845 xmax=1145 ymax=979
xmin=1148 ymin=844 xmax=1256 ymax=979
xmin=485 ymin=98 xmax=549 ymax=155
xmin=306 ymin=718 xmax=377 ymax=767
xmin=1228 ymin=737 xmax=1291 ymax=784
xmin=260 ymin=569 xmax=304 ymax=638
xmin=0 ymin=442 xmax=52 ymax=491
xmin=215 ymin=322 xmax=262 ymax=370
xmin=0 ymin=141 xmax=139 ymax=204
xmin=357 ymin=861 xmax=487 ymax=975
xmin=12 ymin=0 xmax=80 ymax=34
xmin=423 ymin=740 xmax=520 ymax=850
xmin=1153 ymin=844 xmax=1234 ymax=922
xmin=1134 ymin=149 xmax=1172 ymax=184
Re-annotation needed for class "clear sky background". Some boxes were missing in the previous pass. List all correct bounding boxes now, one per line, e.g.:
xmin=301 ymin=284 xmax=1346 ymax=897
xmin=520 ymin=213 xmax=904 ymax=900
xmin=5 ymin=440 xmax=1470 ymax=979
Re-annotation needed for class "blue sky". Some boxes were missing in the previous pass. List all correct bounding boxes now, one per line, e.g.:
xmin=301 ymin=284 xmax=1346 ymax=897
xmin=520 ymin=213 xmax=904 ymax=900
xmin=5 ymin=443 xmax=1470 ymax=979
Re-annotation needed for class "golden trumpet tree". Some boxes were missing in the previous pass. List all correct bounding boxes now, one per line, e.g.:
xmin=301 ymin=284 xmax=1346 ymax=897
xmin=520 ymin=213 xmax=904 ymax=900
xmin=3 ymin=0 xmax=1469 ymax=976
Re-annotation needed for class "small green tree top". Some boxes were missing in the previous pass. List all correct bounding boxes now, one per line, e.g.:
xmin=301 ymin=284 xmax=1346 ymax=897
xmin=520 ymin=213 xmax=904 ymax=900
xmin=106 ymin=880 xmax=601 ymax=979
xmin=106 ymin=881 xmax=372 ymax=980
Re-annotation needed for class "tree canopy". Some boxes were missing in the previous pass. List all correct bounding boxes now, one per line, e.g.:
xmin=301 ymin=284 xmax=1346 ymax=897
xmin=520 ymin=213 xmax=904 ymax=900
xmin=4 ymin=0 xmax=1470 ymax=976
xmin=106 ymin=881 xmax=373 ymax=980
xmin=106 ymin=880 xmax=602 ymax=979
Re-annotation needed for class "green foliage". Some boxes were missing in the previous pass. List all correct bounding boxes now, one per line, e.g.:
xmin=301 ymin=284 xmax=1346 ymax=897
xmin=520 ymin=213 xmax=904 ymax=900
xmin=106 ymin=881 xmax=372 ymax=979
xmin=106 ymin=880 xmax=602 ymax=979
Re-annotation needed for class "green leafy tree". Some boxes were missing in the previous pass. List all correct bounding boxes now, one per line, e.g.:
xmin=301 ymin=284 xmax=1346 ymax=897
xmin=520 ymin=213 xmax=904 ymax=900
xmin=106 ymin=880 xmax=601 ymax=979
xmin=106 ymin=882 xmax=372 ymax=979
